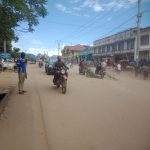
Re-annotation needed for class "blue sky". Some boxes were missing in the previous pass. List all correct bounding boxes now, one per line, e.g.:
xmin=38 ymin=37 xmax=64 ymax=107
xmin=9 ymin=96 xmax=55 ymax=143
xmin=13 ymin=0 xmax=150 ymax=56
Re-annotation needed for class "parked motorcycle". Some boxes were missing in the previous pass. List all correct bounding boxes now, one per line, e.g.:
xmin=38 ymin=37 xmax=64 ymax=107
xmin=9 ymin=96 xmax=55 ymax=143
xmin=0 ymin=63 xmax=3 ymax=73
xmin=53 ymin=67 xmax=68 ymax=94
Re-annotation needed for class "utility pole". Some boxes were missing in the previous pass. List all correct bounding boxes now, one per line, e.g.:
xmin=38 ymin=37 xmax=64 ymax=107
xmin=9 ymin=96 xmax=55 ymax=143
xmin=134 ymin=0 xmax=142 ymax=62
xmin=3 ymin=40 xmax=6 ymax=53
xmin=56 ymin=40 xmax=61 ymax=56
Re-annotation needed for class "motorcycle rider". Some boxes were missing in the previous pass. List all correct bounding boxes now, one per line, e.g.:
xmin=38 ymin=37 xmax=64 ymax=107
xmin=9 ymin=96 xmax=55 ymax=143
xmin=39 ymin=58 xmax=43 ymax=67
xmin=95 ymin=60 xmax=102 ymax=74
xmin=53 ymin=56 xmax=68 ymax=84
xmin=79 ymin=59 xmax=86 ymax=74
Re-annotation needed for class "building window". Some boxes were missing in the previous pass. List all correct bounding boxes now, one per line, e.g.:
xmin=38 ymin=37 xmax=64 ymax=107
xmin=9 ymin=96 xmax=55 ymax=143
xmin=98 ymin=48 xmax=101 ymax=54
xmin=141 ymin=35 xmax=149 ymax=46
xmin=102 ymin=46 xmax=105 ymax=53
xmin=107 ymin=45 xmax=110 ymax=52
xmin=127 ymin=39 xmax=135 ymax=50
xmin=112 ymin=43 xmax=117 ymax=51
xmin=118 ymin=41 xmax=124 ymax=51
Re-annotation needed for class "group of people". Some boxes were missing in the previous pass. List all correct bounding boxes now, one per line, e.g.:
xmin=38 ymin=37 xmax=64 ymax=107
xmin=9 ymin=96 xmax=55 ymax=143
xmin=13 ymin=53 xmax=150 ymax=95
xmin=135 ymin=61 xmax=150 ymax=79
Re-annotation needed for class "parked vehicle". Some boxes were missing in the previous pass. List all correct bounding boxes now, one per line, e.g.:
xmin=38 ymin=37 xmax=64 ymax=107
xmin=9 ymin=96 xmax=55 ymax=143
xmin=3 ymin=59 xmax=16 ymax=71
xmin=29 ymin=59 xmax=36 ymax=64
xmin=0 ymin=63 xmax=3 ymax=73
xmin=45 ymin=58 xmax=57 ymax=75
xmin=119 ymin=60 xmax=136 ymax=70
xmin=45 ymin=61 xmax=55 ymax=75
xmin=53 ymin=67 xmax=68 ymax=94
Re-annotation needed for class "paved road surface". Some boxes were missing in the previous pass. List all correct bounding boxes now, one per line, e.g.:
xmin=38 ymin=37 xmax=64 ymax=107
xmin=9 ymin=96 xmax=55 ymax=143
xmin=0 ymin=64 xmax=150 ymax=150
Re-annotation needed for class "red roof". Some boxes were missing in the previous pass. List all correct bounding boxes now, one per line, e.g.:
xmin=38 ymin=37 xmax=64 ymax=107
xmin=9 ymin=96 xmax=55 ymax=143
xmin=64 ymin=44 xmax=89 ymax=51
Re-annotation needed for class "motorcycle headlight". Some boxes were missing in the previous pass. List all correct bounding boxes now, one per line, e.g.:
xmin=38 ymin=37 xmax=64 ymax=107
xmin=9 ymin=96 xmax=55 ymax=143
xmin=61 ymin=70 xmax=65 ymax=74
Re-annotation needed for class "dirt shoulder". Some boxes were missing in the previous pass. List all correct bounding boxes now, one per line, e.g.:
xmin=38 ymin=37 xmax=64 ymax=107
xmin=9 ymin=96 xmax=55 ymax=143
xmin=0 ymin=71 xmax=17 ymax=91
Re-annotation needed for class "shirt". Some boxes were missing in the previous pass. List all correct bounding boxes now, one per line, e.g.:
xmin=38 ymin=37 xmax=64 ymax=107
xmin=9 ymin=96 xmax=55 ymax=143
xmin=54 ymin=60 xmax=66 ymax=68
xmin=17 ymin=58 xmax=26 ymax=73
xmin=117 ymin=64 xmax=121 ymax=71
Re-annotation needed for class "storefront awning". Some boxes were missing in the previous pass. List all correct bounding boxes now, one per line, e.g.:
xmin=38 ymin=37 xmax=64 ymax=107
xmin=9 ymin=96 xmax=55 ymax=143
xmin=79 ymin=49 xmax=94 ymax=56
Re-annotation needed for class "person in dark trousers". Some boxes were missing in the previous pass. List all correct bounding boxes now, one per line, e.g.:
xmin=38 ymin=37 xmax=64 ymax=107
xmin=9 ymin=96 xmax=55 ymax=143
xmin=17 ymin=52 xmax=27 ymax=94
xmin=53 ymin=56 xmax=68 ymax=84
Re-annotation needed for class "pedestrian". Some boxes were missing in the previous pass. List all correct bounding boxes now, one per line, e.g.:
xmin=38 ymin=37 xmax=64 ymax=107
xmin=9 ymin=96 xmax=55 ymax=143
xmin=102 ymin=60 xmax=107 ymax=70
xmin=141 ymin=63 xmax=149 ymax=80
xmin=17 ymin=52 xmax=27 ymax=94
xmin=117 ymin=62 xmax=121 ymax=73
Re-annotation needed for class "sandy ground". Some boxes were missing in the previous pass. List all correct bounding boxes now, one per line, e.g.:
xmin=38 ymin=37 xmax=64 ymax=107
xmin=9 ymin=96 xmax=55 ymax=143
xmin=0 ymin=64 xmax=150 ymax=150
xmin=0 ymin=70 xmax=17 ymax=91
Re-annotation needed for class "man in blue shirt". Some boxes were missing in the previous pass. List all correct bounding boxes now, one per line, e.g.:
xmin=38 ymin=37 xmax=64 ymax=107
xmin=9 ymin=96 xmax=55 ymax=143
xmin=17 ymin=52 xmax=27 ymax=94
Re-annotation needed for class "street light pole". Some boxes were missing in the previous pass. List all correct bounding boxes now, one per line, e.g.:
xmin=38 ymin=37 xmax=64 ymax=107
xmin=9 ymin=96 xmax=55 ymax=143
xmin=57 ymin=40 xmax=61 ymax=56
xmin=134 ymin=0 xmax=142 ymax=62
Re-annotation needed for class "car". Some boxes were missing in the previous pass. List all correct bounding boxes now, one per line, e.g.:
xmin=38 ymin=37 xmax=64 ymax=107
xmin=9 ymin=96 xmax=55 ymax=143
xmin=29 ymin=60 xmax=36 ymax=64
xmin=2 ymin=59 xmax=16 ymax=71
xmin=45 ymin=61 xmax=55 ymax=75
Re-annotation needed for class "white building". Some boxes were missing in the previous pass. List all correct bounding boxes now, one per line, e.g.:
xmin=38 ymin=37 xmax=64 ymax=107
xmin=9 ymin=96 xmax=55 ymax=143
xmin=93 ymin=27 xmax=150 ymax=62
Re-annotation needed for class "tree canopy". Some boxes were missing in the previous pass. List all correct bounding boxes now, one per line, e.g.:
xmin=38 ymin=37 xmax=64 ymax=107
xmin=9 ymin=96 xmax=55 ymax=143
xmin=0 ymin=0 xmax=48 ymax=51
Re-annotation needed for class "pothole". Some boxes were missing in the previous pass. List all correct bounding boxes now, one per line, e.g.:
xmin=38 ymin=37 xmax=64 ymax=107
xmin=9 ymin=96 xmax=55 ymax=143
xmin=0 ymin=92 xmax=7 ymax=103
xmin=0 ymin=90 xmax=9 ymax=117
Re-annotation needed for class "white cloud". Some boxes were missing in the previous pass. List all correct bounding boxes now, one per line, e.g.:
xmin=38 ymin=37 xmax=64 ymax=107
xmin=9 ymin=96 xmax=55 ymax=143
xmin=55 ymin=3 xmax=90 ymax=17
xmin=82 ymin=0 xmax=104 ymax=12
xmin=70 ymin=0 xmax=81 ymax=3
xmin=55 ymin=4 xmax=71 ymax=14
xmin=93 ymin=3 xmax=103 ymax=12
xmin=26 ymin=47 xmax=59 ymax=56
xmin=102 ymin=0 xmax=138 ymax=11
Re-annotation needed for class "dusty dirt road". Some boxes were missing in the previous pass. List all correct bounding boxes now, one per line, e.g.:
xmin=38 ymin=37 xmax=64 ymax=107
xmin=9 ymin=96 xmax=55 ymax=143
xmin=0 ymin=64 xmax=150 ymax=150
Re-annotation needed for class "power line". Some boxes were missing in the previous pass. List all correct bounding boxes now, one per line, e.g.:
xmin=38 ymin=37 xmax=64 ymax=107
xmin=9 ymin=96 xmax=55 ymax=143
xmin=63 ymin=0 xmax=123 ymax=42
xmin=47 ymin=21 xmax=83 ymax=27
xmin=70 ymin=5 xmax=137 ymax=42
xmin=70 ymin=8 xmax=150 ymax=46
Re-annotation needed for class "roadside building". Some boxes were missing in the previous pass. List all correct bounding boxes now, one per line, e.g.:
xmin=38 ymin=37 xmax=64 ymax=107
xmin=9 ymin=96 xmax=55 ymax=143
xmin=62 ymin=44 xmax=88 ymax=64
xmin=93 ymin=27 xmax=150 ymax=63
xmin=79 ymin=47 xmax=94 ymax=61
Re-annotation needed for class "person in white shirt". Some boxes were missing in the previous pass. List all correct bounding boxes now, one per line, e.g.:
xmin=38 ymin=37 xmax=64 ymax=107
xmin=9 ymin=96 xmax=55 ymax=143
xmin=102 ymin=61 xmax=107 ymax=70
xmin=117 ymin=63 xmax=121 ymax=72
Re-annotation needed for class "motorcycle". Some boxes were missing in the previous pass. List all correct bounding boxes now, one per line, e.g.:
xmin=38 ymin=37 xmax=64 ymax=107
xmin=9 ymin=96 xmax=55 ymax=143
xmin=39 ymin=61 xmax=43 ymax=68
xmin=0 ymin=63 xmax=3 ymax=73
xmin=53 ymin=67 xmax=68 ymax=94
xmin=79 ymin=66 xmax=86 ymax=75
xmin=95 ymin=65 xmax=106 ymax=79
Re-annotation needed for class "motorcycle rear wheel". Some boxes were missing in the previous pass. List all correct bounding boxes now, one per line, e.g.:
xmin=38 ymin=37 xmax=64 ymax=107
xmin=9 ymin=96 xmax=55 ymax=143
xmin=57 ymin=84 xmax=60 ymax=88
xmin=62 ymin=80 xmax=67 ymax=94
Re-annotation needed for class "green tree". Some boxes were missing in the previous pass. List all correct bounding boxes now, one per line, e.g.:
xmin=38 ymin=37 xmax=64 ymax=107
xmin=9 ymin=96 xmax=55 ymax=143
xmin=0 ymin=0 xmax=48 ymax=52
xmin=11 ymin=47 xmax=20 ymax=61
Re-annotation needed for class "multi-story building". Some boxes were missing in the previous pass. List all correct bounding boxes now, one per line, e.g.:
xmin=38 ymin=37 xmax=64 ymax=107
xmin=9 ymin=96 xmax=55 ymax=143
xmin=93 ymin=27 xmax=150 ymax=62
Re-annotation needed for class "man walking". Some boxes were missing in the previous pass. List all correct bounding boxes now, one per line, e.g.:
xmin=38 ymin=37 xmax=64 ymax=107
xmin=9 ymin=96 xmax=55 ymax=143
xmin=17 ymin=52 xmax=27 ymax=94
